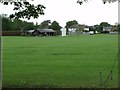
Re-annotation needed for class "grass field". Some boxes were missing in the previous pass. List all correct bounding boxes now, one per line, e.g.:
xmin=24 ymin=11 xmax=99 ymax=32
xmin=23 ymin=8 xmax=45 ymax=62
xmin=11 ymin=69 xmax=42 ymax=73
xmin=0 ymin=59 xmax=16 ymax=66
xmin=2 ymin=34 xmax=118 ymax=88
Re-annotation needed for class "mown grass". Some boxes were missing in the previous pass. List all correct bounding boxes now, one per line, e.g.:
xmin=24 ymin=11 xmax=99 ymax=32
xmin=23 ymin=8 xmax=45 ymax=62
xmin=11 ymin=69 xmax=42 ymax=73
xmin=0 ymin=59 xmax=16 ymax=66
xmin=2 ymin=34 xmax=118 ymax=88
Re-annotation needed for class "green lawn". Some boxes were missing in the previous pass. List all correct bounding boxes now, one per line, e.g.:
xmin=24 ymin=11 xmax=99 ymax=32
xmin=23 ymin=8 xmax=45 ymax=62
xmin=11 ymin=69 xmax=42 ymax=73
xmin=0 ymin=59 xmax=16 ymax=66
xmin=2 ymin=34 xmax=118 ymax=88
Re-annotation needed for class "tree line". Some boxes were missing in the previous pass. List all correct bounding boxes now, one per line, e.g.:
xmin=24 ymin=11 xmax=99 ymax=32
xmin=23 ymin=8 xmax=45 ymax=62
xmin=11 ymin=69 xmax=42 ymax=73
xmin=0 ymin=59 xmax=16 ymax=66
xmin=0 ymin=0 xmax=118 ymax=33
xmin=1 ymin=14 xmax=62 ymax=32
xmin=1 ymin=14 xmax=36 ymax=31
xmin=1 ymin=14 xmax=117 ymax=33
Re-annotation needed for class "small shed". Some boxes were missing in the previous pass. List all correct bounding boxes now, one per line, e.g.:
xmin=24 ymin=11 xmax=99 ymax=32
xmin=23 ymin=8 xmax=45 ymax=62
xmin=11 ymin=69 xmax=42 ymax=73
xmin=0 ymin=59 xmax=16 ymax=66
xmin=22 ymin=29 xmax=56 ymax=36
xmin=37 ymin=29 xmax=56 ymax=36
xmin=61 ymin=28 xmax=66 ymax=36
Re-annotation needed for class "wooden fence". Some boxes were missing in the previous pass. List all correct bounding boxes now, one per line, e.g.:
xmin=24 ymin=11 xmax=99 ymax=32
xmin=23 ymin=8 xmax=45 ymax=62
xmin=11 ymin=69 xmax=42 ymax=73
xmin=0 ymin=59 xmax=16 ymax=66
xmin=2 ymin=31 xmax=22 ymax=36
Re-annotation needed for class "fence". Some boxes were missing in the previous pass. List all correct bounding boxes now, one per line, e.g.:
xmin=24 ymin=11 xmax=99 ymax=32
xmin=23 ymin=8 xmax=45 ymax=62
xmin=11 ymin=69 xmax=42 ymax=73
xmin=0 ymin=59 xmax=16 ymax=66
xmin=2 ymin=31 xmax=22 ymax=36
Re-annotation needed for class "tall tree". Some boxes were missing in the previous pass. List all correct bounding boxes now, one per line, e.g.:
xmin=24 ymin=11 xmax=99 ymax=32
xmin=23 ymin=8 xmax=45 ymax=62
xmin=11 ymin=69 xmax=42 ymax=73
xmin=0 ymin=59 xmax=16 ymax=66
xmin=1 ymin=15 xmax=13 ymax=31
xmin=65 ymin=20 xmax=78 ymax=29
xmin=49 ymin=21 xmax=62 ymax=35
xmin=1 ymin=15 xmax=36 ymax=31
xmin=99 ymin=22 xmax=111 ymax=31
xmin=50 ymin=21 xmax=62 ymax=31
xmin=12 ymin=19 xmax=24 ymax=31
xmin=99 ymin=22 xmax=111 ymax=27
xmin=95 ymin=22 xmax=111 ymax=32
xmin=39 ymin=20 xmax=51 ymax=29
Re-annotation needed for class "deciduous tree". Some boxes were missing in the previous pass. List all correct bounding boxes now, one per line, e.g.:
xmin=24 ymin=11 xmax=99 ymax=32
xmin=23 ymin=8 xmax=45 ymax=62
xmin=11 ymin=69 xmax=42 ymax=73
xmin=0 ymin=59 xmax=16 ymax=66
xmin=65 ymin=20 xmax=78 ymax=29
xmin=50 ymin=21 xmax=62 ymax=31
xmin=0 ymin=1 xmax=46 ymax=20
xmin=39 ymin=20 xmax=51 ymax=29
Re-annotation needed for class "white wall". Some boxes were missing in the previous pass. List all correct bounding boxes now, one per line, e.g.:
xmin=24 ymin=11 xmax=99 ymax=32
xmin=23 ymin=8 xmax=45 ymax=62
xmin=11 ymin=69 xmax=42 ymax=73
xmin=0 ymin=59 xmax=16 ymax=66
xmin=61 ymin=28 xmax=66 ymax=36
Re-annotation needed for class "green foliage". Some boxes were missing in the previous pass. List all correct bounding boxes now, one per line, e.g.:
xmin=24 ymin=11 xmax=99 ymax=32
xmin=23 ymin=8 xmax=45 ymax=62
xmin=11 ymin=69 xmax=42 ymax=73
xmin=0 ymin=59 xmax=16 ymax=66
xmin=1 ymin=1 xmax=46 ymax=20
xmin=93 ymin=22 xmax=111 ymax=32
xmin=50 ymin=21 xmax=62 ymax=31
xmin=1 ymin=15 xmax=36 ymax=31
xmin=2 ymin=17 xmax=13 ymax=31
xmin=39 ymin=20 xmax=51 ymax=29
xmin=98 ymin=22 xmax=111 ymax=32
xmin=65 ymin=20 xmax=78 ymax=29
xmin=1 ymin=0 xmax=119 ymax=19
xmin=38 ymin=20 xmax=62 ymax=35
xmin=100 ymin=22 xmax=111 ymax=27
xmin=78 ymin=25 xmax=84 ymax=32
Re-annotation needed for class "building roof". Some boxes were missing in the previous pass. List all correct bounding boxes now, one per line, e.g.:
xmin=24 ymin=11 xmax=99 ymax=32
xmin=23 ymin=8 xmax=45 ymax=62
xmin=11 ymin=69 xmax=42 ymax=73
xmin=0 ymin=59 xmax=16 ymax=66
xmin=26 ymin=30 xmax=35 ymax=33
xmin=69 ymin=24 xmax=79 ymax=28
xmin=103 ymin=26 xmax=112 ymax=31
xmin=37 ymin=29 xmax=56 ymax=33
xmin=103 ymin=26 xmax=112 ymax=29
xmin=25 ymin=29 xmax=56 ymax=34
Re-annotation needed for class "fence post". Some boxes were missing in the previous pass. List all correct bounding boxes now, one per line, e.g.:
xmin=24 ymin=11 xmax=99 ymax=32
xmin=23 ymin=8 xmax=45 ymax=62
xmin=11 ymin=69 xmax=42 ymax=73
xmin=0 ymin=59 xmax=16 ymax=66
xmin=110 ymin=71 xmax=113 ymax=80
xmin=100 ymin=72 xmax=102 ymax=86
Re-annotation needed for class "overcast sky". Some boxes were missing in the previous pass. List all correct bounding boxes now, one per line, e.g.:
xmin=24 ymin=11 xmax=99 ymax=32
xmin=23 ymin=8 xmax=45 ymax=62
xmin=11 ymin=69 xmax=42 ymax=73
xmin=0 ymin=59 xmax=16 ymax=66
xmin=0 ymin=0 xmax=118 ymax=27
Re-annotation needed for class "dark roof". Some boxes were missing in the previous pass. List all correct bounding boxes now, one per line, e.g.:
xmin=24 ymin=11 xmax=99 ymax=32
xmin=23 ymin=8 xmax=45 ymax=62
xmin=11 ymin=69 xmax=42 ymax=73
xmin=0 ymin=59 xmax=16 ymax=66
xmin=103 ymin=26 xmax=112 ymax=29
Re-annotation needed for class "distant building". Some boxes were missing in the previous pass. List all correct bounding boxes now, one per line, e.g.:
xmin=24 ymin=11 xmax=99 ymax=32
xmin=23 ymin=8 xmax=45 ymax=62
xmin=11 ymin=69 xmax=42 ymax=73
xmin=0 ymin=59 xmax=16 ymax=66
xmin=103 ymin=26 xmax=112 ymax=32
xmin=60 ymin=28 xmax=66 ymax=36
xmin=102 ymin=26 xmax=118 ymax=34
xmin=84 ymin=28 xmax=89 ymax=32
xmin=37 ymin=29 xmax=56 ymax=36
xmin=68 ymin=24 xmax=79 ymax=35
xmin=22 ymin=29 xmax=56 ymax=36
xmin=111 ymin=26 xmax=118 ymax=32
xmin=82 ymin=26 xmax=95 ymax=35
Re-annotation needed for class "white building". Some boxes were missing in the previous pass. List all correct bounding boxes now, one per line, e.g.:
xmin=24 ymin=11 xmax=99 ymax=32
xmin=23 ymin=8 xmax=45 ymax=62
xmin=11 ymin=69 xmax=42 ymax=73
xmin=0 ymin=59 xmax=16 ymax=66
xmin=60 ymin=28 xmax=66 ymax=36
